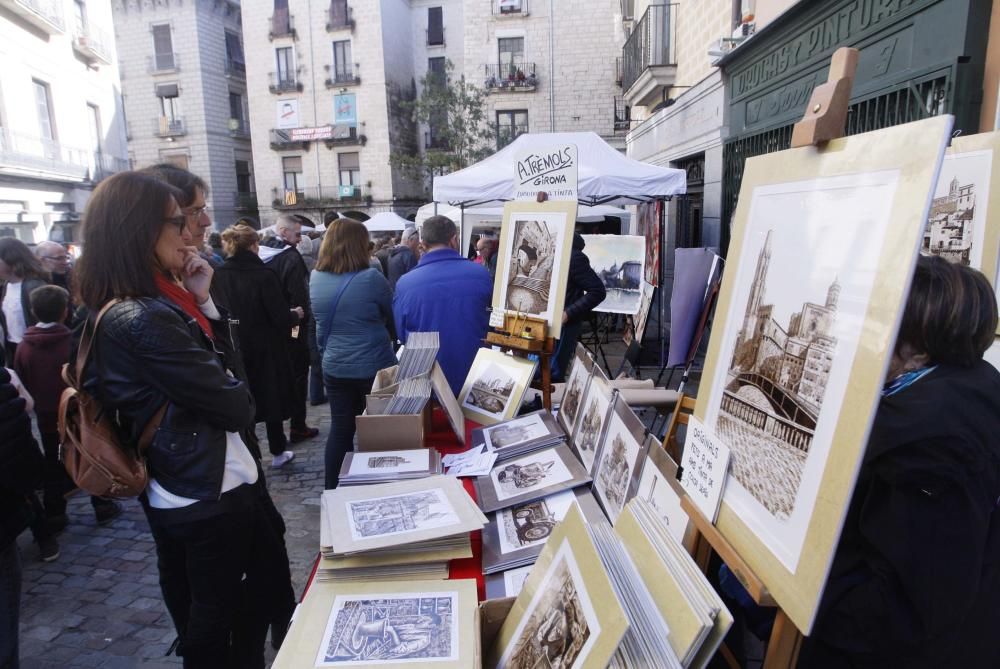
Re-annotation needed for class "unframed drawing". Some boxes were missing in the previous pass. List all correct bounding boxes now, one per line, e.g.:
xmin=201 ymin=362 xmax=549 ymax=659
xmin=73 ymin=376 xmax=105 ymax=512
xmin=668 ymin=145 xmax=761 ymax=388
xmin=503 ymin=550 xmax=593 ymax=669
xmin=560 ymin=364 xmax=587 ymax=430
xmin=581 ymin=235 xmax=646 ymax=315
xmin=497 ymin=490 xmax=577 ymax=554
xmin=347 ymin=489 xmax=459 ymax=541
xmin=491 ymin=451 xmax=573 ymax=502
xmin=317 ymin=593 xmax=457 ymax=665
xmin=485 ymin=413 xmax=549 ymax=450
xmin=463 ymin=362 xmax=516 ymax=419
xmin=573 ymin=382 xmax=611 ymax=472
xmin=594 ymin=428 xmax=640 ymax=523
xmin=922 ymin=150 xmax=993 ymax=268
xmin=506 ymin=218 xmax=559 ymax=316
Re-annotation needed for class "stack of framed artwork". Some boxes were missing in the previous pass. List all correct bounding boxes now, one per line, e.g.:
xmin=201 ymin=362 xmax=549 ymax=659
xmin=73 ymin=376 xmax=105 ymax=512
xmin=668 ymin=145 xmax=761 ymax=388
xmin=470 ymin=409 xmax=567 ymax=461
xmin=691 ymin=112 xmax=955 ymax=639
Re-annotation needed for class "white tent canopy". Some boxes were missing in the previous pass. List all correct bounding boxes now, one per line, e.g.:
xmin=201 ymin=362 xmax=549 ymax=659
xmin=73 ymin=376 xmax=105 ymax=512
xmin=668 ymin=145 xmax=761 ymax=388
xmin=364 ymin=211 xmax=413 ymax=234
xmin=432 ymin=131 xmax=686 ymax=207
xmin=414 ymin=202 xmax=632 ymax=255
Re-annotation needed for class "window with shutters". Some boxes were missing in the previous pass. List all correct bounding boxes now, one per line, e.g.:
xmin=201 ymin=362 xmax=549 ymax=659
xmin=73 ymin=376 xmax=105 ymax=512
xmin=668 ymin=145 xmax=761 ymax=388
xmin=338 ymin=152 xmax=359 ymax=187
xmin=32 ymin=80 xmax=56 ymax=142
xmin=282 ymin=156 xmax=303 ymax=193
xmin=156 ymin=84 xmax=180 ymax=122
xmin=332 ymin=40 xmax=352 ymax=82
xmin=235 ymin=160 xmax=252 ymax=194
xmin=496 ymin=109 xmax=527 ymax=149
xmin=427 ymin=57 xmax=446 ymax=86
xmin=427 ymin=7 xmax=443 ymax=45
xmin=225 ymin=31 xmax=245 ymax=77
xmin=152 ymin=24 xmax=175 ymax=70
xmin=276 ymin=47 xmax=294 ymax=84
xmin=498 ymin=37 xmax=524 ymax=69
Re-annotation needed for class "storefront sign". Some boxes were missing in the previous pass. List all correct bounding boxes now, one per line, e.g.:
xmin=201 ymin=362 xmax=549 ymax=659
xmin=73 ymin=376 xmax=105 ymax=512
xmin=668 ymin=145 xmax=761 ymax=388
xmin=276 ymin=99 xmax=299 ymax=129
xmin=289 ymin=126 xmax=334 ymax=141
xmin=334 ymin=93 xmax=357 ymax=126
xmin=513 ymin=144 xmax=578 ymax=201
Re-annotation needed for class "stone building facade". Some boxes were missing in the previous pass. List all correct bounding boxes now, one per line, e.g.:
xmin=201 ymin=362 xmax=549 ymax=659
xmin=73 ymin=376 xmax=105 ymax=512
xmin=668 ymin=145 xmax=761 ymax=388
xmin=112 ymin=0 xmax=255 ymax=229
xmin=0 ymin=0 xmax=128 ymax=245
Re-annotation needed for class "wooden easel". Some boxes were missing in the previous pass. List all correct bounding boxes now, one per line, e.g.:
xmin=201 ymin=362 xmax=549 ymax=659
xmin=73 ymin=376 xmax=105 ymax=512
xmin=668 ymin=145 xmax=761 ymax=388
xmin=677 ymin=47 xmax=860 ymax=669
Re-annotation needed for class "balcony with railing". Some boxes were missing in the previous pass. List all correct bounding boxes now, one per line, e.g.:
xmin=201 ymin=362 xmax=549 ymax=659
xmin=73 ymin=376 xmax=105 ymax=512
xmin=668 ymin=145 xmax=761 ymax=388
xmin=271 ymin=184 xmax=370 ymax=209
xmin=326 ymin=3 xmax=354 ymax=31
xmin=90 ymin=152 xmax=129 ymax=181
xmin=492 ymin=0 xmax=528 ymax=16
xmin=613 ymin=97 xmax=630 ymax=133
xmin=484 ymin=62 xmax=537 ymax=93
xmin=325 ymin=64 xmax=360 ymax=88
xmin=268 ymin=71 xmax=303 ymax=94
xmin=148 ymin=52 xmax=179 ymax=74
xmin=269 ymin=129 xmax=310 ymax=151
xmin=496 ymin=122 xmax=528 ymax=150
xmin=0 ymin=127 xmax=89 ymax=180
xmin=229 ymin=117 xmax=250 ymax=139
xmin=0 ymin=0 xmax=64 ymax=33
xmin=72 ymin=23 xmax=113 ymax=65
xmin=225 ymin=57 xmax=246 ymax=79
xmin=323 ymin=126 xmax=365 ymax=148
xmin=269 ymin=13 xmax=296 ymax=40
xmin=621 ymin=3 xmax=677 ymax=108
xmin=154 ymin=116 xmax=186 ymax=138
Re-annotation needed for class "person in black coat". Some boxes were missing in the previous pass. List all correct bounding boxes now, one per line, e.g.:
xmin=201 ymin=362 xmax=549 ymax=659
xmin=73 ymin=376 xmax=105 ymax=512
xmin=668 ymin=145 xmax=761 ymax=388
xmin=0 ymin=367 xmax=45 ymax=668
xmin=800 ymin=256 xmax=1000 ymax=668
xmin=551 ymin=232 xmax=606 ymax=381
xmin=387 ymin=227 xmax=419 ymax=291
xmin=259 ymin=216 xmax=319 ymax=443
xmin=214 ymin=225 xmax=301 ymax=468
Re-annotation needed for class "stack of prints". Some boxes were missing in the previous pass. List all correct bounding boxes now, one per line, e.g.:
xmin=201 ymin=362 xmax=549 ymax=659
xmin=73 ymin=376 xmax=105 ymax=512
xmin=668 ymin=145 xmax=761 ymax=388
xmin=272 ymin=578 xmax=480 ymax=669
xmin=384 ymin=376 xmax=432 ymax=415
xmin=473 ymin=444 xmax=592 ymax=514
xmin=616 ymin=498 xmax=732 ymax=668
xmin=338 ymin=448 xmax=442 ymax=486
xmin=482 ymin=488 xmax=605 ymax=577
xmin=318 ymin=476 xmax=485 ymax=581
xmin=469 ymin=409 xmax=567 ymax=461
xmin=397 ymin=331 xmax=440 ymax=380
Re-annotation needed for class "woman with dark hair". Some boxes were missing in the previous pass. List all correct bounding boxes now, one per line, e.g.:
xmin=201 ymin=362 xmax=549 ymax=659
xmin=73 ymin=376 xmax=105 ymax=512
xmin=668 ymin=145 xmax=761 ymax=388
xmin=310 ymin=218 xmax=396 ymax=488
xmin=74 ymin=171 xmax=293 ymax=668
xmin=800 ymin=255 xmax=1000 ymax=668
xmin=213 ymin=224 xmax=301 ymax=468
xmin=0 ymin=238 xmax=48 ymax=361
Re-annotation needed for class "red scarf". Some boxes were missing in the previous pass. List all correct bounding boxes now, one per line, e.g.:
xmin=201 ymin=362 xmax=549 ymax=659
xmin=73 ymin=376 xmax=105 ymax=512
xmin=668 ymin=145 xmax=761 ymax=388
xmin=154 ymin=274 xmax=214 ymax=340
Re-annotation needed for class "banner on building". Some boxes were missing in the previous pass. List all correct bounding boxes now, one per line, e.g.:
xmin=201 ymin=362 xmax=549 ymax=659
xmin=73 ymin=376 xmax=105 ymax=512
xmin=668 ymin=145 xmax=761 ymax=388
xmin=276 ymin=99 xmax=299 ymax=129
xmin=334 ymin=93 xmax=357 ymax=127
xmin=289 ymin=126 xmax=334 ymax=142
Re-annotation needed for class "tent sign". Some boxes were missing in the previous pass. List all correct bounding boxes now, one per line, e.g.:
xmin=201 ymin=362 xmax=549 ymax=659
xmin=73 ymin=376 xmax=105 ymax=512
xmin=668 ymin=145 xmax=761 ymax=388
xmin=513 ymin=144 xmax=578 ymax=201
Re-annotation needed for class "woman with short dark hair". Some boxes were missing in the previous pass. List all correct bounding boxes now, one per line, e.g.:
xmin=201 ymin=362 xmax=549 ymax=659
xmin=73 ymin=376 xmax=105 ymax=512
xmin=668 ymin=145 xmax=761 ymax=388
xmin=802 ymin=255 xmax=1000 ymax=668
xmin=0 ymin=238 xmax=48 ymax=361
xmin=311 ymin=218 xmax=396 ymax=488
xmin=74 ymin=172 xmax=292 ymax=668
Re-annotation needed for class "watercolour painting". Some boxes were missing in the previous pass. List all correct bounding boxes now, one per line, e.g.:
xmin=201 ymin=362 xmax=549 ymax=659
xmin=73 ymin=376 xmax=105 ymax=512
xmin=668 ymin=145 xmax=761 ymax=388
xmin=581 ymin=234 xmax=646 ymax=315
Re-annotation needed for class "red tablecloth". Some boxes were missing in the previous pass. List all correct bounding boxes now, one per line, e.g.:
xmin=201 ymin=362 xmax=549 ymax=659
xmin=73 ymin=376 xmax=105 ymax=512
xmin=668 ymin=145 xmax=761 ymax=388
xmin=303 ymin=407 xmax=486 ymax=601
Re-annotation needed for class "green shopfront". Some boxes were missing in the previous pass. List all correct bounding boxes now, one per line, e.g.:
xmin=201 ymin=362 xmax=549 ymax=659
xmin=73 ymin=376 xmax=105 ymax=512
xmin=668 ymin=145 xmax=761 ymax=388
xmin=719 ymin=0 xmax=994 ymax=252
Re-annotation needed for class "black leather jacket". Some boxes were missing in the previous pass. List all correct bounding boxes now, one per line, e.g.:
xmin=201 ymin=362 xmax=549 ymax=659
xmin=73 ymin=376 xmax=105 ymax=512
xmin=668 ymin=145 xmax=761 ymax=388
xmin=83 ymin=297 xmax=255 ymax=501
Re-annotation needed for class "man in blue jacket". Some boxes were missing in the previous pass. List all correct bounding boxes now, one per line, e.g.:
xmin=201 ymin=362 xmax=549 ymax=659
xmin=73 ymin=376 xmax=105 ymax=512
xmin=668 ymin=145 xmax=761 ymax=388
xmin=394 ymin=216 xmax=492 ymax=395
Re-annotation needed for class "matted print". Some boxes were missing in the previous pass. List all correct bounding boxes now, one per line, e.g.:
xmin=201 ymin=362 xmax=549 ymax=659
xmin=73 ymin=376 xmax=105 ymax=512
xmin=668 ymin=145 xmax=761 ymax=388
xmin=498 ymin=541 xmax=599 ymax=669
xmin=557 ymin=345 xmax=593 ymax=436
xmin=347 ymin=489 xmax=459 ymax=542
xmin=496 ymin=490 xmax=578 ymax=555
xmin=347 ymin=450 xmax=429 ymax=477
xmin=484 ymin=412 xmax=549 ymax=451
xmin=459 ymin=348 xmax=537 ymax=425
xmin=317 ymin=592 xmax=458 ymax=666
xmin=591 ymin=402 xmax=647 ymax=525
xmin=570 ymin=369 xmax=614 ymax=473
xmin=581 ymin=234 xmax=646 ymax=315
xmin=502 ymin=566 xmax=533 ymax=598
xmin=695 ymin=115 xmax=952 ymax=633
xmin=491 ymin=450 xmax=573 ymax=503
xmin=494 ymin=200 xmax=577 ymax=339
xmin=635 ymin=437 xmax=691 ymax=547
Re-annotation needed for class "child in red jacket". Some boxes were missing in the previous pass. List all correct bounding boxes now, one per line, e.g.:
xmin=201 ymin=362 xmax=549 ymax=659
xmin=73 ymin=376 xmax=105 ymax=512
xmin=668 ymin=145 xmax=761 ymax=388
xmin=13 ymin=285 xmax=120 ymax=532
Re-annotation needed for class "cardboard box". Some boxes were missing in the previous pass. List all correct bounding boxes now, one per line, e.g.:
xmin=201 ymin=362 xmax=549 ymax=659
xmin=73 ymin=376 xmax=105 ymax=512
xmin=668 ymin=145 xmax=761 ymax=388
xmin=479 ymin=597 xmax=516 ymax=653
xmin=355 ymin=398 xmax=431 ymax=452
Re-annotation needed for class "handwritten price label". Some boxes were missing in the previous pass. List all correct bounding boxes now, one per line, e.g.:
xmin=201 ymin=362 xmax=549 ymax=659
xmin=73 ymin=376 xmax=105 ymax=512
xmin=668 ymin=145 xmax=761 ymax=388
xmin=680 ymin=416 xmax=731 ymax=523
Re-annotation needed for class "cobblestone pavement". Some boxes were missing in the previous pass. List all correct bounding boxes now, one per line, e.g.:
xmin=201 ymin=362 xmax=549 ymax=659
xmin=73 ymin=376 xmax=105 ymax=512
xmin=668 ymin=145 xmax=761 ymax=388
xmin=16 ymin=405 xmax=329 ymax=669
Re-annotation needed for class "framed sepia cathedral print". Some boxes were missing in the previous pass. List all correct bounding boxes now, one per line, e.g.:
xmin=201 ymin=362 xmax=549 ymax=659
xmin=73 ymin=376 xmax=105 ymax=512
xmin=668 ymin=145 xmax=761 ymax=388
xmin=694 ymin=114 xmax=954 ymax=634
xmin=493 ymin=200 xmax=578 ymax=339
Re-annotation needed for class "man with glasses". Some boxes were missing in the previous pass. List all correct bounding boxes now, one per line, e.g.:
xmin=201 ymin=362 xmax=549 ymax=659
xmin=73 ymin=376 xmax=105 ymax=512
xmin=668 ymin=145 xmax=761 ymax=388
xmin=34 ymin=241 xmax=72 ymax=290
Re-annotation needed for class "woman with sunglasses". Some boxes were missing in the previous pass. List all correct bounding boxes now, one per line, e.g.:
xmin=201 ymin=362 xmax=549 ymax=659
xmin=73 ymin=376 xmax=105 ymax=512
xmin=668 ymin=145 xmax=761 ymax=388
xmin=73 ymin=171 xmax=291 ymax=668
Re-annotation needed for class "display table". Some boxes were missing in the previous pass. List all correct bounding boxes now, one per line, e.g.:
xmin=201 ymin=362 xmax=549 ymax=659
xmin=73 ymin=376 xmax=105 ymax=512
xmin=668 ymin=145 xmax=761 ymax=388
xmin=302 ymin=406 xmax=486 ymax=601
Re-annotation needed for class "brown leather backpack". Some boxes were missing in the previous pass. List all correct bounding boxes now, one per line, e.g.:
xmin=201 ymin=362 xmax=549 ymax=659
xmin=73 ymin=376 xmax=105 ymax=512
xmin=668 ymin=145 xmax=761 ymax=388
xmin=57 ymin=300 xmax=166 ymax=499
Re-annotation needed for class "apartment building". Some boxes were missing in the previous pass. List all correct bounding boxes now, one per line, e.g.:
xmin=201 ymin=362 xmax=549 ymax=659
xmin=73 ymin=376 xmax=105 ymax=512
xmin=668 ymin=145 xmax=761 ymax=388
xmin=241 ymin=0 xmax=626 ymax=226
xmin=112 ymin=0 xmax=256 ymax=228
xmin=0 ymin=0 xmax=127 ymax=245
